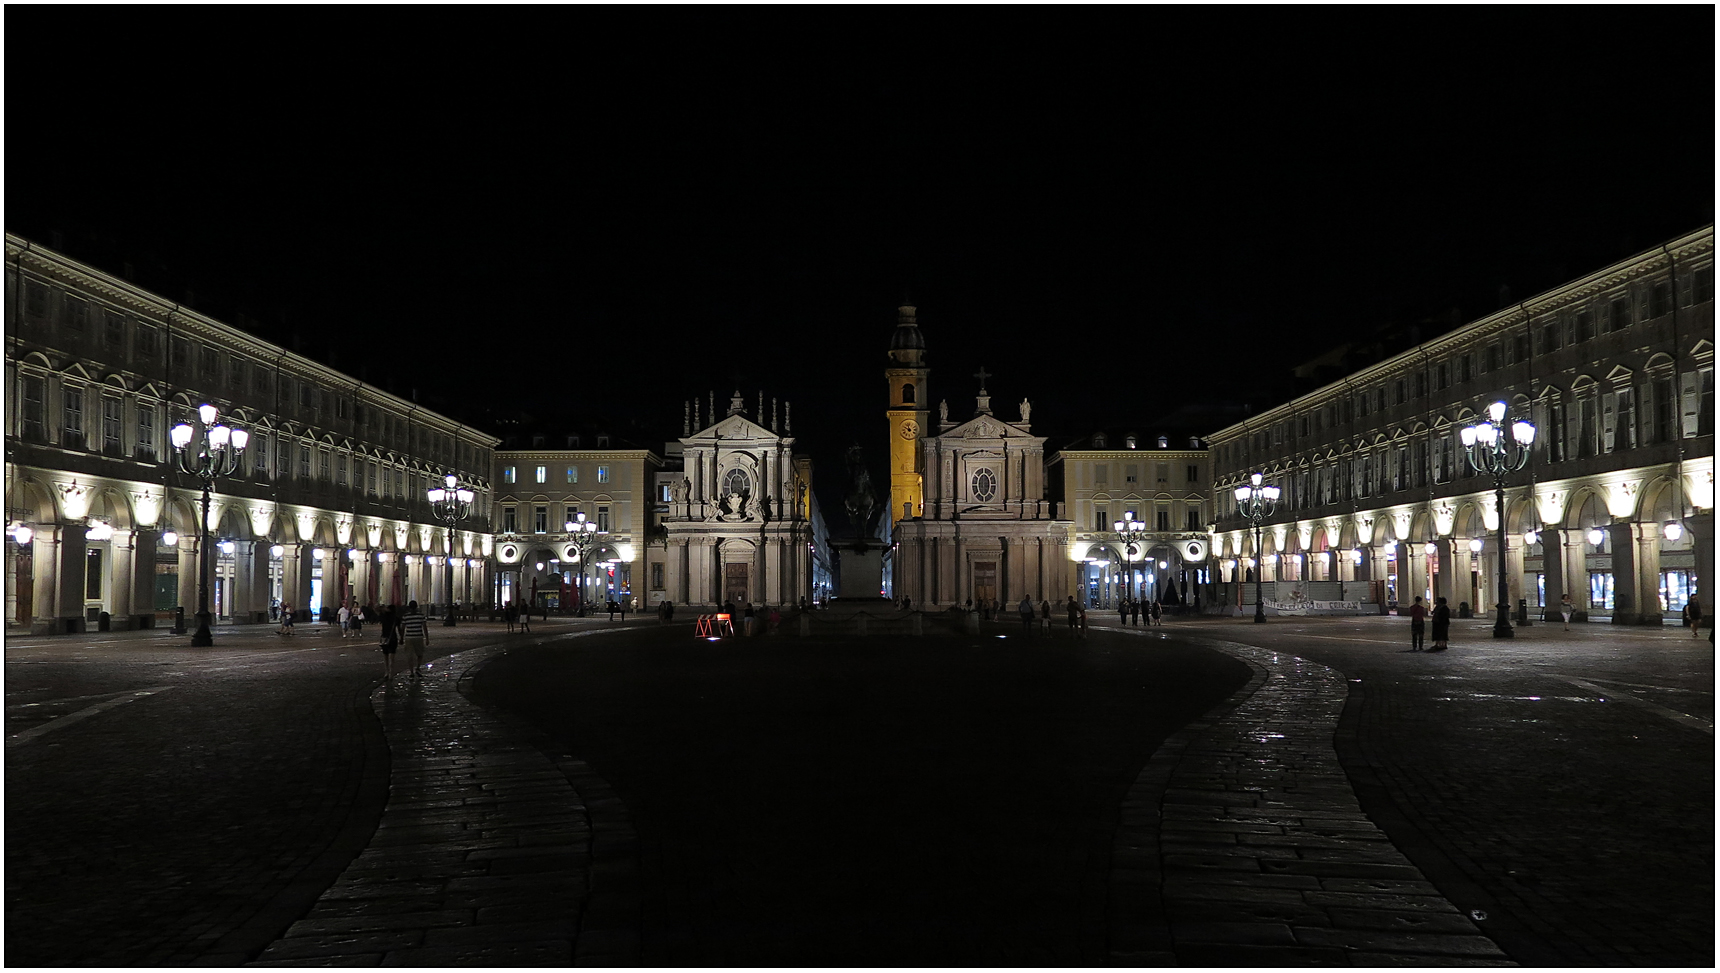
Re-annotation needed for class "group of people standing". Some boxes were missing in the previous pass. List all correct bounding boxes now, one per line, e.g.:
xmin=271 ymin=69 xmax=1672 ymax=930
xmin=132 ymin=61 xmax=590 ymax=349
xmin=1404 ymin=596 xmax=1451 ymax=651
xmin=1115 ymin=597 xmax=1163 ymax=627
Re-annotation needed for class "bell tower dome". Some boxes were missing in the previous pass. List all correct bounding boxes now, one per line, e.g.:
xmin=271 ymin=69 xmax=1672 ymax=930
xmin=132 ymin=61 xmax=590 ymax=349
xmin=886 ymin=305 xmax=930 ymax=526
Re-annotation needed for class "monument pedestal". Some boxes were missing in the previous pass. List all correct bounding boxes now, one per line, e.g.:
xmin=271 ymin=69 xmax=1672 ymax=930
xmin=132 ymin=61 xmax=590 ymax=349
xmin=834 ymin=538 xmax=889 ymax=601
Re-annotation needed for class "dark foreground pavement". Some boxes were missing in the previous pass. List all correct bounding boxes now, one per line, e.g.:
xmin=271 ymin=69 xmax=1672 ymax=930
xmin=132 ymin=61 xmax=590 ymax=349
xmin=6 ymin=612 xmax=1712 ymax=966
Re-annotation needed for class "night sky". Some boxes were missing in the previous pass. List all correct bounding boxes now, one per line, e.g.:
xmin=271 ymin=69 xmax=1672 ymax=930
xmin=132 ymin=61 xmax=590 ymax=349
xmin=7 ymin=11 xmax=1713 ymax=493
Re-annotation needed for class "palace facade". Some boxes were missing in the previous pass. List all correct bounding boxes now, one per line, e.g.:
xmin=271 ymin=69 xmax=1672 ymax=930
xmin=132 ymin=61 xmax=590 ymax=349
xmin=1206 ymin=226 xmax=1714 ymax=624
xmin=5 ymin=235 xmax=498 ymax=633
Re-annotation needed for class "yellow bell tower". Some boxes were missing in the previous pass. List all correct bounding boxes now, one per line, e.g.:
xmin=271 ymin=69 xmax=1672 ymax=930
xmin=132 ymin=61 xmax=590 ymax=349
xmin=886 ymin=305 xmax=929 ymax=525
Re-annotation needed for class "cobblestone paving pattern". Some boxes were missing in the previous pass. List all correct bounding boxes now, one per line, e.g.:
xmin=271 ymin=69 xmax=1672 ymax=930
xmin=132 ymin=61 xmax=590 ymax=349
xmin=6 ymin=634 xmax=387 ymax=967
xmin=1103 ymin=627 xmax=1510 ymax=966
xmin=250 ymin=634 xmax=640 ymax=967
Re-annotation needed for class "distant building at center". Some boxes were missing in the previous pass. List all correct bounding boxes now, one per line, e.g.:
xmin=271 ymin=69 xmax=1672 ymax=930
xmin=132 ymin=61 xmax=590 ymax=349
xmin=886 ymin=310 xmax=1072 ymax=607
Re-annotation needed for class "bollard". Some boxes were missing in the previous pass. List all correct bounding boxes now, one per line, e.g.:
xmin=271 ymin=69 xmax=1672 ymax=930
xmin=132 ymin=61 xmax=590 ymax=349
xmin=171 ymin=606 xmax=186 ymax=634
xmin=1517 ymin=598 xmax=1531 ymax=626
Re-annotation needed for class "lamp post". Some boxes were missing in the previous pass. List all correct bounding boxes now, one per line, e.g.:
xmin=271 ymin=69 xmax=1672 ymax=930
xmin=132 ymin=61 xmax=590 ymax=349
xmin=170 ymin=404 xmax=248 ymax=646
xmin=1234 ymin=473 xmax=1281 ymax=623
xmin=1461 ymin=400 xmax=1536 ymax=639
xmin=564 ymin=512 xmax=601 ymax=616
xmin=1113 ymin=511 xmax=1146 ymax=603
xmin=427 ymin=473 xmax=474 ymax=627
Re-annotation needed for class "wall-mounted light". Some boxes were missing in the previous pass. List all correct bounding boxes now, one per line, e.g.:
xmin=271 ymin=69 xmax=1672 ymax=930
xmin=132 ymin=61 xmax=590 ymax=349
xmin=1523 ymin=529 xmax=1539 ymax=548
xmin=162 ymin=530 xmax=178 ymax=547
xmin=270 ymin=544 xmax=284 ymax=558
xmin=85 ymin=520 xmax=114 ymax=542
xmin=312 ymin=547 xmax=326 ymax=560
xmin=1587 ymin=527 xmax=1605 ymax=547
xmin=1468 ymin=538 xmax=1484 ymax=554
xmin=348 ymin=548 xmax=360 ymax=561
xmin=219 ymin=540 xmax=236 ymax=555
xmin=1350 ymin=549 xmax=1364 ymax=565
xmin=1664 ymin=521 xmax=1684 ymax=542
xmin=11 ymin=523 xmax=33 ymax=546
xmin=1424 ymin=542 xmax=1437 ymax=556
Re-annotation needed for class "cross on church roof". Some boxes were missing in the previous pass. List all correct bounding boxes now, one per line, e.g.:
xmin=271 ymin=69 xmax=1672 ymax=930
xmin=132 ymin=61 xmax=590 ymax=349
xmin=973 ymin=366 xmax=991 ymax=391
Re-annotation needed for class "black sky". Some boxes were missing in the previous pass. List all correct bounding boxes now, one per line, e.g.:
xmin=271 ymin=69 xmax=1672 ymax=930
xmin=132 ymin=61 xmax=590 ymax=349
xmin=6 ymin=11 xmax=1713 ymax=489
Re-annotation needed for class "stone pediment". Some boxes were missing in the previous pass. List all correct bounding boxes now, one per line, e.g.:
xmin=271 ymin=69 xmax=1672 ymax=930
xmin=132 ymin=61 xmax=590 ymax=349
xmin=684 ymin=414 xmax=784 ymax=445
xmin=939 ymin=415 xmax=1027 ymax=440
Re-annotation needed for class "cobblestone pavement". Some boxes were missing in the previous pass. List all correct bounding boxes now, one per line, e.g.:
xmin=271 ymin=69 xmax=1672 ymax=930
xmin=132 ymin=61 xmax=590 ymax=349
xmin=465 ymin=626 xmax=1258 ymax=966
xmin=1097 ymin=613 xmax=1713 ymax=967
xmin=3 ymin=615 xmax=632 ymax=967
xmin=8 ymin=612 xmax=1710 ymax=967
xmin=249 ymin=632 xmax=640 ymax=967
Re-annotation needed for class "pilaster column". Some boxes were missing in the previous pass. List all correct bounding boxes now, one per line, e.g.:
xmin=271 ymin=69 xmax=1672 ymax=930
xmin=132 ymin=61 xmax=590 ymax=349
xmin=233 ymin=540 xmax=269 ymax=623
xmin=1402 ymin=542 xmax=1427 ymax=607
xmin=1538 ymin=531 xmax=1564 ymax=622
xmin=29 ymin=526 xmax=62 ymax=634
xmin=282 ymin=544 xmax=312 ymax=620
xmin=322 ymin=548 xmax=343 ymax=620
xmin=110 ymin=529 xmax=138 ymax=628
xmin=1607 ymin=522 xmax=1640 ymax=623
xmin=1690 ymin=513 xmax=1714 ymax=611
xmin=176 ymin=533 xmax=198 ymax=617
xmin=1559 ymin=529 xmax=1590 ymax=619
xmin=1433 ymin=538 xmax=1456 ymax=608
xmin=54 ymin=522 xmax=87 ymax=633
xmin=1504 ymin=534 xmax=1527 ymax=617
xmin=1632 ymin=522 xmax=1664 ymax=625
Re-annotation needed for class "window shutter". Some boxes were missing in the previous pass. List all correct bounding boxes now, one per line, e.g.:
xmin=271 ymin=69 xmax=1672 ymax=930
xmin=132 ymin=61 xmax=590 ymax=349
xmin=1680 ymin=370 xmax=1702 ymax=438
xmin=1601 ymin=391 xmax=1617 ymax=452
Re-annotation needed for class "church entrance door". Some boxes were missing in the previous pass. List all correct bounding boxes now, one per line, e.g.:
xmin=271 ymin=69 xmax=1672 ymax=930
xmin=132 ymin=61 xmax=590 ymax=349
xmin=973 ymin=561 xmax=997 ymax=606
xmin=724 ymin=562 xmax=750 ymax=605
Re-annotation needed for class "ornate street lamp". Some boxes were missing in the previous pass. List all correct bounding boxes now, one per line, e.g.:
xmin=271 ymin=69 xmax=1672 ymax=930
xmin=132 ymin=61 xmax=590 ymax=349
xmin=427 ymin=473 xmax=475 ymax=627
xmin=170 ymin=404 xmax=248 ymax=646
xmin=1461 ymin=400 xmax=1535 ymax=638
xmin=564 ymin=512 xmax=601 ymax=616
xmin=1113 ymin=511 xmax=1146 ymax=603
xmin=1234 ymin=473 xmax=1281 ymax=623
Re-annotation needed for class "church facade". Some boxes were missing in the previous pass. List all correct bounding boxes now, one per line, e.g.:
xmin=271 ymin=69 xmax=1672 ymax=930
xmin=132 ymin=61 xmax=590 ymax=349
xmin=886 ymin=310 xmax=1072 ymax=607
xmin=658 ymin=391 xmax=821 ymax=609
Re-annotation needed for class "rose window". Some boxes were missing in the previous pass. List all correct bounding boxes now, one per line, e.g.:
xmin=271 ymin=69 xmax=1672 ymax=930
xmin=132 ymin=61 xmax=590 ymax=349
xmin=971 ymin=468 xmax=998 ymax=502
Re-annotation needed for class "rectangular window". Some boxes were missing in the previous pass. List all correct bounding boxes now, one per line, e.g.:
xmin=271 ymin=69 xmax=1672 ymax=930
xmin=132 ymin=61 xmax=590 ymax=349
xmin=652 ymin=563 xmax=664 ymax=590
xmin=200 ymin=345 xmax=217 ymax=380
xmin=137 ymin=403 xmax=155 ymax=459
xmin=1610 ymin=296 xmax=1632 ymax=332
xmin=598 ymin=505 xmax=610 ymax=532
xmin=24 ymin=281 xmax=48 ymax=319
xmin=230 ymin=355 xmax=247 ymax=391
xmin=320 ymin=450 xmax=331 ymax=482
xmin=64 ymin=296 xmax=88 ymax=333
xmin=136 ymin=324 xmax=158 ymax=357
xmin=503 ymin=466 xmax=516 ymax=484
xmin=277 ymin=440 xmax=289 ymax=479
xmin=503 ymin=507 xmax=518 ymax=533
xmin=1186 ymin=509 xmax=1201 ymax=531
xmin=336 ymin=397 xmax=348 ymax=420
xmin=102 ymin=396 xmax=122 ymax=452
xmin=1651 ymin=280 xmax=1673 ymax=319
xmin=367 ymin=461 xmax=377 ymax=494
xmin=254 ymin=367 xmax=270 ymax=396
xmin=1589 ymin=572 xmax=1614 ymax=610
xmin=1697 ymin=368 xmax=1715 ymax=437
xmin=1616 ymin=388 xmax=1637 ymax=450
xmin=1652 ymin=378 xmax=1675 ymax=443
xmin=299 ymin=444 xmax=312 ymax=480
xmin=598 ymin=466 xmax=610 ymax=483
xmin=1186 ymin=464 xmax=1199 ymax=482
xmin=1578 ymin=396 xmax=1597 ymax=458
xmin=336 ymin=454 xmax=348 ymax=486
xmin=534 ymin=506 xmax=548 ymax=533
xmin=104 ymin=312 xmax=125 ymax=349
xmin=535 ymin=465 xmax=547 ymax=484
xmin=86 ymin=548 xmax=103 ymax=599
xmin=252 ymin=433 xmax=266 ymax=473
xmin=659 ymin=483 xmax=671 ymax=502
xmin=63 ymin=385 xmax=84 ymax=446
xmin=1124 ymin=464 xmax=1138 ymax=483
xmin=1156 ymin=510 xmax=1170 ymax=531
xmin=299 ymin=382 xmax=313 ymax=408
xmin=1437 ymin=362 xmax=1450 ymax=389
xmin=1094 ymin=464 xmax=1108 ymax=484
xmin=1094 ymin=507 xmax=1108 ymax=532
xmin=1548 ymin=403 xmax=1566 ymax=462
xmin=1695 ymin=267 xmax=1715 ymax=304
xmin=567 ymin=465 xmax=578 ymax=483
xmin=22 ymin=374 xmax=45 ymax=438
xmin=1156 ymin=463 xmax=1169 ymax=483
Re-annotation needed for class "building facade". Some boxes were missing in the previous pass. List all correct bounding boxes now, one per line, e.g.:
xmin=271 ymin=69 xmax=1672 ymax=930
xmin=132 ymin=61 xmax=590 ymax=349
xmin=891 ymin=358 xmax=1071 ymax=608
xmin=491 ymin=441 xmax=661 ymax=612
xmin=5 ymin=235 xmax=498 ymax=634
xmin=658 ymin=391 xmax=821 ymax=609
xmin=1206 ymin=226 xmax=1714 ymax=624
xmin=1049 ymin=431 xmax=1211 ymax=608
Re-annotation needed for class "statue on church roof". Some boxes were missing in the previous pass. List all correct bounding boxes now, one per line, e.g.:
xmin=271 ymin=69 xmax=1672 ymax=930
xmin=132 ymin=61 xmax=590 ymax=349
xmin=1019 ymin=398 xmax=1031 ymax=424
xmin=939 ymin=399 xmax=949 ymax=424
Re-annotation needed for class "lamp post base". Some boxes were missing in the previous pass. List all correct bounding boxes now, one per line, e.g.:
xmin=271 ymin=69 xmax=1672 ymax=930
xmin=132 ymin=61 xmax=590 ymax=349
xmin=191 ymin=612 xmax=214 ymax=646
xmin=443 ymin=615 xmax=457 ymax=628
xmin=1492 ymin=606 xmax=1515 ymax=638
xmin=1254 ymin=609 xmax=1267 ymax=623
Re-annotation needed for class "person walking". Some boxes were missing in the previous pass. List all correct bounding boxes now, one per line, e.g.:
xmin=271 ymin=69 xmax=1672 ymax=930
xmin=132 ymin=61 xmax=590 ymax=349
xmin=505 ymin=601 xmax=517 ymax=633
xmin=349 ymin=603 xmax=364 ymax=640
xmin=519 ymin=601 xmax=531 ymax=632
xmin=1130 ymin=598 xmax=1141 ymax=626
xmin=1078 ymin=603 xmax=1089 ymax=639
xmin=1065 ymin=596 xmax=1080 ymax=637
xmin=1020 ymin=595 xmax=1036 ymax=634
xmin=400 ymin=600 xmax=430 ymax=677
xmin=1688 ymin=595 xmax=1703 ymax=640
xmin=338 ymin=602 xmax=351 ymax=638
xmin=1150 ymin=599 xmax=1163 ymax=626
xmin=1429 ymin=596 xmax=1451 ymax=651
xmin=378 ymin=605 xmax=400 ymax=680
xmin=1559 ymin=592 xmax=1574 ymax=631
xmin=1118 ymin=598 xmax=1129 ymax=628
xmin=1407 ymin=596 xmax=1427 ymax=651
xmin=1040 ymin=599 xmax=1052 ymax=635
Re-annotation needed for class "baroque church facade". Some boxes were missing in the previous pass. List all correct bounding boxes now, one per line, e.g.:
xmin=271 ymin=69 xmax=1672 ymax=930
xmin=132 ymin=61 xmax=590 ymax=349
xmin=658 ymin=391 xmax=820 ymax=608
xmin=885 ymin=307 xmax=1072 ymax=607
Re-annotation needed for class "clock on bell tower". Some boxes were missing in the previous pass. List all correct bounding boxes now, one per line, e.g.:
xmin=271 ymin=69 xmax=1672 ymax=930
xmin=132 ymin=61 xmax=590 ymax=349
xmin=886 ymin=305 xmax=929 ymax=526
